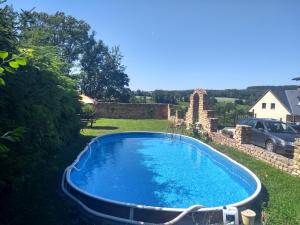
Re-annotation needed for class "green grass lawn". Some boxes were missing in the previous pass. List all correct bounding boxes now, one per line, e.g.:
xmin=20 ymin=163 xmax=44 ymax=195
xmin=20 ymin=118 xmax=299 ymax=225
xmin=208 ymin=141 xmax=300 ymax=225
xmin=81 ymin=118 xmax=169 ymax=136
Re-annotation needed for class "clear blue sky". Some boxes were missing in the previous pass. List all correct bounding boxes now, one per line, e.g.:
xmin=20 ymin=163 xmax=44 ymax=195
xmin=5 ymin=0 xmax=300 ymax=90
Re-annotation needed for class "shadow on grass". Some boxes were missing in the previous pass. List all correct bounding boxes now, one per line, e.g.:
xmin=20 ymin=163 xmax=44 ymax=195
xmin=90 ymin=126 xmax=119 ymax=130
xmin=250 ymin=184 xmax=269 ymax=224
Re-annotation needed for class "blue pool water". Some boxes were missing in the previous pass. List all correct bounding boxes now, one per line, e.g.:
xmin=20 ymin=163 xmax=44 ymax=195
xmin=69 ymin=133 xmax=258 ymax=208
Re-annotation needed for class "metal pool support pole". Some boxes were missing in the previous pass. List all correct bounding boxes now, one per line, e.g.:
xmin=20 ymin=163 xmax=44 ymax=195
xmin=161 ymin=205 xmax=203 ymax=225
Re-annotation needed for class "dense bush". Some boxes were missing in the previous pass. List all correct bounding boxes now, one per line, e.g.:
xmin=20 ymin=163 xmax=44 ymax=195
xmin=0 ymin=46 xmax=81 ymax=224
xmin=0 ymin=6 xmax=81 ymax=224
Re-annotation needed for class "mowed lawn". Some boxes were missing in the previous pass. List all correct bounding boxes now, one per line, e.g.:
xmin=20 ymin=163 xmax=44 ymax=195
xmin=81 ymin=118 xmax=170 ymax=136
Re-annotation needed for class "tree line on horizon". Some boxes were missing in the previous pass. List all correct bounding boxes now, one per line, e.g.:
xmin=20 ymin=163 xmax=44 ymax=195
xmin=131 ymin=85 xmax=297 ymax=105
xmin=131 ymin=85 xmax=297 ymax=127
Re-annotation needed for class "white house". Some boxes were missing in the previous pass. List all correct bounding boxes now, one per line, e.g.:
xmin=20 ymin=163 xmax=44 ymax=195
xmin=249 ymin=89 xmax=300 ymax=123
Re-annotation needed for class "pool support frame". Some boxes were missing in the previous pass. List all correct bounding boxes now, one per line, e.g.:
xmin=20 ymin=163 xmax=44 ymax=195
xmin=61 ymin=132 xmax=261 ymax=224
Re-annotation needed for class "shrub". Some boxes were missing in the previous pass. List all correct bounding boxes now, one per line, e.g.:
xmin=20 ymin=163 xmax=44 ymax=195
xmin=81 ymin=104 xmax=96 ymax=127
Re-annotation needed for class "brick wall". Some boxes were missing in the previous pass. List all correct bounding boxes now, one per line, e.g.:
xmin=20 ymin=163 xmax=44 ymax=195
xmin=95 ymin=102 xmax=168 ymax=119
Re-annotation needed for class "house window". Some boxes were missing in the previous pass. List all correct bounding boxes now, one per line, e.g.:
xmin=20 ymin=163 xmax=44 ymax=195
xmin=262 ymin=103 xmax=266 ymax=109
xmin=271 ymin=103 xmax=275 ymax=109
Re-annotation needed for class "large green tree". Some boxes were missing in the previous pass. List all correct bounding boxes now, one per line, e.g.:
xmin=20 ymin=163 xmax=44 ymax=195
xmin=0 ymin=5 xmax=17 ymax=50
xmin=19 ymin=10 xmax=131 ymax=102
xmin=80 ymin=37 xmax=131 ymax=102
xmin=19 ymin=11 xmax=90 ymax=71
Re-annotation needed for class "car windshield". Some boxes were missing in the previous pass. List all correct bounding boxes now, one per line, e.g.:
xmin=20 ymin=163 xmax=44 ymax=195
xmin=264 ymin=121 xmax=296 ymax=133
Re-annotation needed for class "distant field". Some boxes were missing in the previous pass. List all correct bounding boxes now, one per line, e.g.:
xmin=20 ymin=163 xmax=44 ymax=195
xmin=134 ymin=95 xmax=154 ymax=103
xmin=215 ymin=97 xmax=238 ymax=103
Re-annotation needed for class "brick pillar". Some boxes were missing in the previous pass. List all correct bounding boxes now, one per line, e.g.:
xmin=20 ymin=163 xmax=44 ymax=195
xmin=175 ymin=110 xmax=179 ymax=123
xmin=167 ymin=104 xmax=171 ymax=120
xmin=234 ymin=125 xmax=252 ymax=145
xmin=292 ymin=139 xmax=300 ymax=176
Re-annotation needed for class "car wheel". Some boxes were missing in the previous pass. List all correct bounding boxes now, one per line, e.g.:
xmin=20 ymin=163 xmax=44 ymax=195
xmin=266 ymin=140 xmax=275 ymax=152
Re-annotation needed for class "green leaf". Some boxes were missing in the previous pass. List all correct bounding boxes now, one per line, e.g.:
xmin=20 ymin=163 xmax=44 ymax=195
xmin=1 ymin=135 xmax=15 ymax=142
xmin=0 ymin=77 xmax=5 ymax=86
xmin=0 ymin=67 xmax=4 ymax=73
xmin=26 ymin=49 xmax=34 ymax=57
xmin=0 ymin=144 xmax=9 ymax=153
xmin=1 ymin=127 xmax=25 ymax=142
xmin=9 ymin=61 xmax=19 ymax=69
xmin=19 ymin=48 xmax=34 ymax=57
xmin=0 ymin=51 xmax=8 ymax=60
xmin=15 ymin=57 xmax=27 ymax=66
xmin=3 ymin=66 xmax=15 ymax=74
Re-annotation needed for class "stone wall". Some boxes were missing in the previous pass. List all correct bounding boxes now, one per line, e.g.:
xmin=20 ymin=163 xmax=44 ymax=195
xmin=234 ymin=125 xmax=252 ymax=144
xmin=292 ymin=139 xmax=300 ymax=176
xmin=95 ymin=102 xmax=168 ymax=119
xmin=209 ymin=125 xmax=300 ymax=177
xmin=168 ymin=104 xmax=185 ymax=125
xmin=185 ymin=89 xmax=217 ymax=132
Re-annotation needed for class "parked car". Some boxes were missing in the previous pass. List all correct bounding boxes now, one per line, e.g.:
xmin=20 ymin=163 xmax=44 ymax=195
xmin=238 ymin=118 xmax=300 ymax=154
xmin=291 ymin=124 xmax=300 ymax=133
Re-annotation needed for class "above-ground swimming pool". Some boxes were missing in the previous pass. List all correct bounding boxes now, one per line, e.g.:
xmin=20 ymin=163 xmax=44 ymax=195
xmin=62 ymin=132 xmax=261 ymax=224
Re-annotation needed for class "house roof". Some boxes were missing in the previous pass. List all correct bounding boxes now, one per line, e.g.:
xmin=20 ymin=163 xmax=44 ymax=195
xmin=80 ymin=94 xmax=96 ymax=104
xmin=270 ymin=89 xmax=291 ymax=113
xmin=285 ymin=90 xmax=300 ymax=115
xmin=250 ymin=88 xmax=300 ymax=115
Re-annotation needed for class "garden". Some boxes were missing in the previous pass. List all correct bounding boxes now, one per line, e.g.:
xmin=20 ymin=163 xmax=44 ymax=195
xmin=1 ymin=2 xmax=299 ymax=225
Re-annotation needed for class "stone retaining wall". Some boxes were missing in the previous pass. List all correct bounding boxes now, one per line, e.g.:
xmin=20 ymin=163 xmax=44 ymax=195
xmin=209 ymin=125 xmax=300 ymax=177
xmin=234 ymin=125 xmax=252 ymax=144
xmin=292 ymin=139 xmax=300 ymax=176
xmin=95 ymin=102 xmax=168 ymax=119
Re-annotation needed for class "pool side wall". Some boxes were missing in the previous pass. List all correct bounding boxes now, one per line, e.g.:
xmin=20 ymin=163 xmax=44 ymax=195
xmin=62 ymin=132 xmax=261 ymax=224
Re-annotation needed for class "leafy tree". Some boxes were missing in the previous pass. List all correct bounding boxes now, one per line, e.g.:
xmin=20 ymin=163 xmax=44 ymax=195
xmin=80 ymin=40 xmax=131 ymax=102
xmin=19 ymin=11 xmax=90 ymax=71
xmin=0 ymin=49 xmax=28 ymax=157
xmin=0 ymin=7 xmax=81 ymax=223
xmin=0 ymin=49 xmax=29 ymax=85
xmin=17 ymin=9 xmax=131 ymax=102
xmin=80 ymin=34 xmax=108 ymax=97
xmin=0 ymin=5 xmax=18 ymax=50
xmin=213 ymin=101 xmax=250 ymax=127
xmin=0 ymin=44 xmax=81 ymax=225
